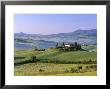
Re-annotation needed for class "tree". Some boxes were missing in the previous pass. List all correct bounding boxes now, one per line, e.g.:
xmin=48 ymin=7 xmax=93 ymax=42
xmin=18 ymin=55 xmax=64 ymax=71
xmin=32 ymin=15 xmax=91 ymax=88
xmin=77 ymin=44 xmax=81 ymax=50
xmin=32 ymin=56 xmax=36 ymax=62
xmin=63 ymin=42 xmax=65 ymax=47
xmin=79 ymin=44 xmax=81 ymax=50
xmin=74 ymin=42 xmax=78 ymax=50
xmin=74 ymin=42 xmax=77 ymax=47
xmin=56 ymin=42 xmax=58 ymax=48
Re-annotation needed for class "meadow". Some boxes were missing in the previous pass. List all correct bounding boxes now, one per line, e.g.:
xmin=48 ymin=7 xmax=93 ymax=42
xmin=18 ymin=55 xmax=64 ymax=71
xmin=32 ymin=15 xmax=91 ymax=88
xmin=14 ymin=45 xmax=97 ymax=76
xmin=15 ymin=63 xmax=96 ymax=76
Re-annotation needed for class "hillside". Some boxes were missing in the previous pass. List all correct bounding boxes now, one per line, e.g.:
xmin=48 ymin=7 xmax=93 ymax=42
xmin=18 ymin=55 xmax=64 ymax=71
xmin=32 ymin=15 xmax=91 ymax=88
xmin=14 ymin=46 xmax=97 ymax=64
xmin=14 ymin=29 xmax=97 ymax=49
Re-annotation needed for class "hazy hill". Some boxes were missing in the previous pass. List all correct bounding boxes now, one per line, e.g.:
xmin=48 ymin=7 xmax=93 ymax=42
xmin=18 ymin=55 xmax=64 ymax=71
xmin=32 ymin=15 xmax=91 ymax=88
xmin=14 ymin=29 xmax=97 ymax=49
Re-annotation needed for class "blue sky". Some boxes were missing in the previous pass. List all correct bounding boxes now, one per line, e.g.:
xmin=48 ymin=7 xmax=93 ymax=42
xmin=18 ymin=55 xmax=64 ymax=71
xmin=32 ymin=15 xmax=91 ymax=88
xmin=14 ymin=14 xmax=97 ymax=35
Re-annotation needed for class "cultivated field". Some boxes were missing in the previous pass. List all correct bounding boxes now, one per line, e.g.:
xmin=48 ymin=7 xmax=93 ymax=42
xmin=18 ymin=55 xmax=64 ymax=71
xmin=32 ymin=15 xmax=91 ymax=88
xmin=14 ymin=45 xmax=97 ymax=76
xmin=15 ymin=63 xmax=96 ymax=76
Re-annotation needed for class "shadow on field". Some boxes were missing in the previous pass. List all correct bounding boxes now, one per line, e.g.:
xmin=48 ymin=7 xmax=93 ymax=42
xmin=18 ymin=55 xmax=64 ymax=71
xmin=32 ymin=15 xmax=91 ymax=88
xmin=14 ymin=60 xmax=38 ymax=66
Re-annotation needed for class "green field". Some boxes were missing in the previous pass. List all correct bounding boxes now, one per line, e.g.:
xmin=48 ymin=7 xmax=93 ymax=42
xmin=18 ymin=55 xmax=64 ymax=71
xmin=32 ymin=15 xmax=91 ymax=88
xmin=14 ymin=45 xmax=97 ymax=76
xmin=14 ymin=63 xmax=97 ymax=76
xmin=14 ymin=48 xmax=96 ymax=64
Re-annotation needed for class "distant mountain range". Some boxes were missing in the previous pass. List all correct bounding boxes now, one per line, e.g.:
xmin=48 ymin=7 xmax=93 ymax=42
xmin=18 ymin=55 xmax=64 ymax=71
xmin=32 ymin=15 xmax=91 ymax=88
xmin=14 ymin=29 xmax=97 ymax=49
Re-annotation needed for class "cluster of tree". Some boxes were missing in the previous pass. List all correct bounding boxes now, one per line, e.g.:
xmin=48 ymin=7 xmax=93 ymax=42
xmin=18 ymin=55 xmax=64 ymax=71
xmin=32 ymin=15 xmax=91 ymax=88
xmin=34 ymin=46 xmax=45 ymax=51
xmin=34 ymin=49 xmax=45 ymax=51
xmin=72 ymin=42 xmax=82 ymax=51
xmin=56 ymin=42 xmax=82 ymax=51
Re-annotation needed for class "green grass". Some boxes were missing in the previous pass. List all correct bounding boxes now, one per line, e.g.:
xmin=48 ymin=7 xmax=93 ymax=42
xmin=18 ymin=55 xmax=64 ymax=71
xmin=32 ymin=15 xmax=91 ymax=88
xmin=14 ymin=45 xmax=97 ymax=76
xmin=14 ymin=63 xmax=97 ymax=76
xmin=53 ymin=51 xmax=96 ymax=62
xmin=82 ymin=45 xmax=97 ymax=52
xmin=14 ymin=47 xmax=97 ymax=64
xmin=14 ymin=49 xmax=42 ymax=57
xmin=55 ymin=71 xmax=96 ymax=76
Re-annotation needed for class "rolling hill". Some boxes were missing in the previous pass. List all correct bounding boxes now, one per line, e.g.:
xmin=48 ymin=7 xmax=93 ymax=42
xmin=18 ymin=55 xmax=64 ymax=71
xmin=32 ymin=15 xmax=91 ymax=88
xmin=14 ymin=29 xmax=97 ymax=49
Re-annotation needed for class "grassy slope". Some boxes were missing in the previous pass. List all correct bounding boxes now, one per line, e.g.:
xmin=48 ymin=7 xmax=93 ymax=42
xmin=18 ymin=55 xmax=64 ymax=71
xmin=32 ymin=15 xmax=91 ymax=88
xmin=14 ymin=47 xmax=97 ymax=64
xmin=55 ymin=71 xmax=96 ymax=76
xmin=14 ymin=63 xmax=96 ymax=76
xmin=53 ymin=51 xmax=96 ymax=62
xmin=82 ymin=45 xmax=97 ymax=52
xmin=14 ymin=45 xmax=97 ymax=76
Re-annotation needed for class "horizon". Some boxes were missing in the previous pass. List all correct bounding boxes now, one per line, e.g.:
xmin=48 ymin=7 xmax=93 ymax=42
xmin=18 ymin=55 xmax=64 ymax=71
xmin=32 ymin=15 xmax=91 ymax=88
xmin=14 ymin=29 xmax=96 ymax=35
xmin=14 ymin=14 xmax=97 ymax=35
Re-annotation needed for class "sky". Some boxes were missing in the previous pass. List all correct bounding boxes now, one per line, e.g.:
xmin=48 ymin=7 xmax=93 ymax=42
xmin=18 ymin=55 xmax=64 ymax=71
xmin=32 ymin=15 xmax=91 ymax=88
xmin=14 ymin=14 xmax=97 ymax=35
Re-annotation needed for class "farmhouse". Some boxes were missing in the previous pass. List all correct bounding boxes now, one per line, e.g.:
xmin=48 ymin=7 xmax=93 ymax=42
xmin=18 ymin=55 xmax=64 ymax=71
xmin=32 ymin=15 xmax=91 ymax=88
xmin=64 ymin=44 xmax=70 ymax=47
xmin=56 ymin=42 xmax=81 ymax=51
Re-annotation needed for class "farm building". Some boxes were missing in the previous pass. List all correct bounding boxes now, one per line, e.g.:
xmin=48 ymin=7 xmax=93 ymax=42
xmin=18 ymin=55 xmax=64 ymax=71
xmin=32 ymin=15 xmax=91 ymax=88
xmin=56 ymin=42 xmax=81 ymax=51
